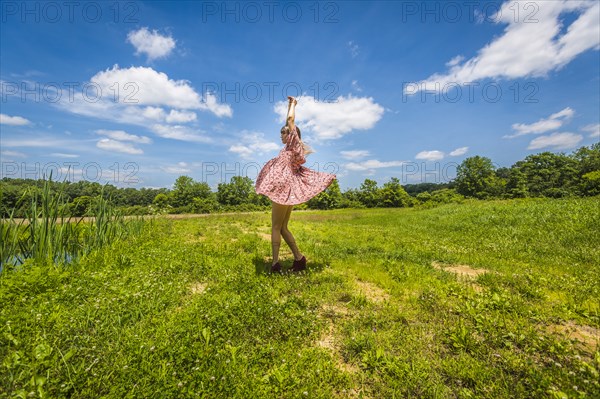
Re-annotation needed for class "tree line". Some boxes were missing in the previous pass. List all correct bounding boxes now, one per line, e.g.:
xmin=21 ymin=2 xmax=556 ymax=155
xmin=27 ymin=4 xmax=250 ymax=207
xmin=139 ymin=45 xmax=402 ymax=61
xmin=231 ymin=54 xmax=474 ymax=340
xmin=1 ymin=144 xmax=598 ymax=217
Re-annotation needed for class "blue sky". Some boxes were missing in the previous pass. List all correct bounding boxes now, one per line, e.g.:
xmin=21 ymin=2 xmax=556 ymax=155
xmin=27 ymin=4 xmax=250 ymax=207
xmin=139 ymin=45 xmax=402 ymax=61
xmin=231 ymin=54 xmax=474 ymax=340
xmin=1 ymin=0 xmax=599 ymax=191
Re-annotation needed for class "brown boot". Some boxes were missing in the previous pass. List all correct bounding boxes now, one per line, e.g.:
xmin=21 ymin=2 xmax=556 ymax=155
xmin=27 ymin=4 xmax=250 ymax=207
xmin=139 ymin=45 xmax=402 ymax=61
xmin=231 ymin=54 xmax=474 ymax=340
xmin=270 ymin=262 xmax=282 ymax=273
xmin=291 ymin=256 xmax=306 ymax=272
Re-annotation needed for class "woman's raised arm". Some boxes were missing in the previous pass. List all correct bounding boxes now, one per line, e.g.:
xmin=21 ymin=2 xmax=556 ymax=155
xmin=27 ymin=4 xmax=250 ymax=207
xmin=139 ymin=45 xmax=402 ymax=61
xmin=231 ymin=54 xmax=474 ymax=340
xmin=286 ymin=96 xmax=297 ymax=131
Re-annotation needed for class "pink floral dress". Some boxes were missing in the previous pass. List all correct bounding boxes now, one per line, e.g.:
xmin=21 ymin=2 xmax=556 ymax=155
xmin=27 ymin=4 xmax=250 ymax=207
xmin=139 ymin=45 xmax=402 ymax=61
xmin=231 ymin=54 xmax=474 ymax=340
xmin=255 ymin=126 xmax=336 ymax=205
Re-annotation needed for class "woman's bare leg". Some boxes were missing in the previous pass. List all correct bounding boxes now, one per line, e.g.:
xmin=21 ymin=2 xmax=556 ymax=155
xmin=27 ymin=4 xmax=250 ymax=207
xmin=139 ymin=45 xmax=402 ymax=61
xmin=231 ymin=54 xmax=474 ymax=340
xmin=271 ymin=202 xmax=289 ymax=266
xmin=280 ymin=205 xmax=303 ymax=261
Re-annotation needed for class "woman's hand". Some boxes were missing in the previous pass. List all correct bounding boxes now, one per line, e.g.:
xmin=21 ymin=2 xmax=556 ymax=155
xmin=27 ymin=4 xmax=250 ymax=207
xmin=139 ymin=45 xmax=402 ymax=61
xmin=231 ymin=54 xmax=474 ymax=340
xmin=288 ymin=96 xmax=298 ymax=105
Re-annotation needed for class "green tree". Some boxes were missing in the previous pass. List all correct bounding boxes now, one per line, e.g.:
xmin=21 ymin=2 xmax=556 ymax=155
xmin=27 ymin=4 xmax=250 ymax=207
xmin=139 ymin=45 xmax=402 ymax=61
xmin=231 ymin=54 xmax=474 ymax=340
xmin=455 ymin=156 xmax=499 ymax=199
xmin=573 ymin=143 xmax=600 ymax=196
xmin=379 ymin=177 xmax=413 ymax=207
xmin=171 ymin=175 xmax=212 ymax=207
xmin=217 ymin=176 xmax=260 ymax=206
xmin=513 ymin=152 xmax=579 ymax=197
xmin=506 ymin=168 xmax=529 ymax=198
xmin=307 ymin=179 xmax=342 ymax=210
xmin=153 ymin=193 xmax=169 ymax=209
xmin=358 ymin=179 xmax=380 ymax=207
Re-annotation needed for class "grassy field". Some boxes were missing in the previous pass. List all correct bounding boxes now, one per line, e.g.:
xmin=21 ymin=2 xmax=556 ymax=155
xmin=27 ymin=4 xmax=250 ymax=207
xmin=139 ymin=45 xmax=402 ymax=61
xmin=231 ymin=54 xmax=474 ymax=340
xmin=1 ymin=197 xmax=599 ymax=398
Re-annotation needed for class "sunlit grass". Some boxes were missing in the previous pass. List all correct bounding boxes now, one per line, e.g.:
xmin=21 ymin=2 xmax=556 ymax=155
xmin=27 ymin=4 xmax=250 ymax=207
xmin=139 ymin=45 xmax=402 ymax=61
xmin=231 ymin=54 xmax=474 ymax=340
xmin=1 ymin=197 xmax=598 ymax=398
xmin=0 ymin=177 xmax=146 ymax=270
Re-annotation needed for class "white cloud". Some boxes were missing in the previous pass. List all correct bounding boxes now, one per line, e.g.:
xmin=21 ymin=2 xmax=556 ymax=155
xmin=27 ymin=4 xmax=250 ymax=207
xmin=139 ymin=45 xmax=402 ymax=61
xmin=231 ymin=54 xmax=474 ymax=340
xmin=405 ymin=1 xmax=600 ymax=94
xmin=505 ymin=107 xmax=574 ymax=138
xmin=340 ymin=150 xmax=370 ymax=160
xmin=127 ymin=27 xmax=176 ymax=61
xmin=165 ymin=110 xmax=197 ymax=123
xmin=527 ymin=132 xmax=583 ymax=150
xmin=1 ymin=150 xmax=26 ymax=157
xmin=59 ymin=65 xmax=232 ymax=119
xmin=348 ymin=41 xmax=359 ymax=58
xmin=162 ymin=162 xmax=191 ymax=174
xmin=581 ymin=123 xmax=600 ymax=140
xmin=229 ymin=131 xmax=280 ymax=160
xmin=1 ymin=136 xmax=82 ymax=148
xmin=449 ymin=147 xmax=469 ymax=156
xmin=351 ymin=80 xmax=362 ymax=92
xmin=96 ymin=138 xmax=144 ymax=154
xmin=142 ymin=106 xmax=166 ymax=121
xmin=0 ymin=114 xmax=31 ymax=125
xmin=151 ymin=124 xmax=212 ymax=143
xmin=345 ymin=159 xmax=405 ymax=171
xmin=273 ymin=95 xmax=384 ymax=141
xmin=415 ymin=150 xmax=445 ymax=161
xmin=50 ymin=153 xmax=79 ymax=158
xmin=54 ymin=66 xmax=232 ymax=142
xmin=96 ymin=129 xmax=152 ymax=144
xmin=92 ymin=65 xmax=204 ymax=110
xmin=446 ymin=55 xmax=464 ymax=67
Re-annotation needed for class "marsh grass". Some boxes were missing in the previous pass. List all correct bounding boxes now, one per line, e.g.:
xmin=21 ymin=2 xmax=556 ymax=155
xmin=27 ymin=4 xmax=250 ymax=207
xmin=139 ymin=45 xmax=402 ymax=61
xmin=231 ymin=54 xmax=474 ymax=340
xmin=0 ymin=177 xmax=146 ymax=271
xmin=0 ymin=197 xmax=598 ymax=398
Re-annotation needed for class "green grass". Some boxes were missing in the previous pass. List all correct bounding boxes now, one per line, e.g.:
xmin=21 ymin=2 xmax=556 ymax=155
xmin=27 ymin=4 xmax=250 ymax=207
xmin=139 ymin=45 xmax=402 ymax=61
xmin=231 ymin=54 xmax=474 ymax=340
xmin=1 ymin=197 xmax=599 ymax=398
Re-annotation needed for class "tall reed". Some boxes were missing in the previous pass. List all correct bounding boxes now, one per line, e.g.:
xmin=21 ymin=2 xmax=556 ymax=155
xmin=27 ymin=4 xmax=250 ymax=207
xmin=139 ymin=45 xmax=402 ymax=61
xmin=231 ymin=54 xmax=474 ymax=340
xmin=0 ymin=176 xmax=145 ymax=272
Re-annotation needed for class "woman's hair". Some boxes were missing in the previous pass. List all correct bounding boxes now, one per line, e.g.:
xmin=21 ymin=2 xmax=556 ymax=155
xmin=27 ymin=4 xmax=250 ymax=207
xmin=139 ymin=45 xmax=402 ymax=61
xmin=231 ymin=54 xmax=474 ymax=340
xmin=281 ymin=125 xmax=314 ymax=155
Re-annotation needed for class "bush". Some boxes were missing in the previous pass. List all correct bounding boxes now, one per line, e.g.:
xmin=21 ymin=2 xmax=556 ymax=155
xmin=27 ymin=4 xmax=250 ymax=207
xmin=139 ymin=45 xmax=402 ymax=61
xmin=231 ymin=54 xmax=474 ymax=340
xmin=417 ymin=188 xmax=464 ymax=208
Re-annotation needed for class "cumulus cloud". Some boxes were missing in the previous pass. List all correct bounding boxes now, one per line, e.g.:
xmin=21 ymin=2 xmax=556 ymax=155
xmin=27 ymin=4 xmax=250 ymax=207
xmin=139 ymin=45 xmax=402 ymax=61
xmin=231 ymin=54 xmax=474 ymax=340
xmin=415 ymin=150 xmax=445 ymax=161
xmin=1 ymin=150 xmax=26 ymax=158
xmin=162 ymin=162 xmax=191 ymax=174
xmin=91 ymin=65 xmax=210 ymax=111
xmin=345 ymin=159 xmax=405 ymax=171
xmin=127 ymin=27 xmax=176 ymax=61
xmin=96 ymin=129 xmax=152 ymax=144
xmin=229 ymin=131 xmax=280 ymax=160
xmin=340 ymin=150 xmax=370 ymax=160
xmin=405 ymin=1 xmax=599 ymax=94
xmin=527 ymin=132 xmax=583 ymax=150
xmin=449 ymin=147 xmax=469 ymax=156
xmin=96 ymin=138 xmax=144 ymax=154
xmin=581 ymin=123 xmax=600 ymax=140
xmin=0 ymin=114 xmax=31 ymax=125
xmin=505 ymin=107 xmax=574 ymax=138
xmin=54 ymin=65 xmax=231 ymax=142
xmin=50 ymin=153 xmax=79 ymax=158
xmin=273 ymin=95 xmax=384 ymax=141
xmin=150 ymin=124 xmax=212 ymax=143
xmin=165 ymin=110 xmax=197 ymax=123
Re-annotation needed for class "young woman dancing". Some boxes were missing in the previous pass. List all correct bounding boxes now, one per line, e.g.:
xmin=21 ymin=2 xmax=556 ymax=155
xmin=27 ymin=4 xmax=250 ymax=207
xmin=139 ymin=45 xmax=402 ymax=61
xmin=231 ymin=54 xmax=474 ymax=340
xmin=255 ymin=96 xmax=336 ymax=273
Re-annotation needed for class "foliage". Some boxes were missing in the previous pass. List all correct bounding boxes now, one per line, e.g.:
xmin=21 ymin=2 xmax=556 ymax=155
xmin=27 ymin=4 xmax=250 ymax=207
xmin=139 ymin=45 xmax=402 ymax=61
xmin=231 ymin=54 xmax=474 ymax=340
xmin=217 ymin=176 xmax=265 ymax=206
xmin=0 ymin=177 xmax=146 ymax=271
xmin=307 ymin=179 xmax=343 ymax=209
xmin=2 ymin=145 xmax=599 ymax=215
xmin=1 ymin=198 xmax=598 ymax=397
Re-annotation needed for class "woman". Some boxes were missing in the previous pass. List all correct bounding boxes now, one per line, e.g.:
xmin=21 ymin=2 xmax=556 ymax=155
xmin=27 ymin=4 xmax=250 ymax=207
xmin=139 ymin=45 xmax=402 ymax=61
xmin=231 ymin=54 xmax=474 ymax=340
xmin=255 ymin=96 xmax=336 ymax=273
